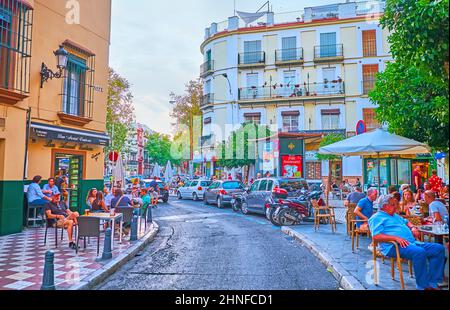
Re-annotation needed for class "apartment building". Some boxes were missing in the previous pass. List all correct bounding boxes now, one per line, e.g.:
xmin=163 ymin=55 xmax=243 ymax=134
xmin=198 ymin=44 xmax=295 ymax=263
xmin=199 ymin=0 xmax=393 ymax=185
xmin=0 ymin=0 xmax=111 ymax=235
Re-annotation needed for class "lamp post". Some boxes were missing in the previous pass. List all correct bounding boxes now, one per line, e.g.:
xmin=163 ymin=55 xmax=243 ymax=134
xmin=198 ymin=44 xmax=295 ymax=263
xmin=40 ymin=45 xmax=69 ymax=88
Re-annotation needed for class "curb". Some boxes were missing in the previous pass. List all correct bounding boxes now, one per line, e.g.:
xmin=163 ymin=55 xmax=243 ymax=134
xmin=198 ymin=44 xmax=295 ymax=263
xmin=68 ymin=221 xmax=160 ymax=290
xmin=281 ymin=226 xmax=365 ymax=290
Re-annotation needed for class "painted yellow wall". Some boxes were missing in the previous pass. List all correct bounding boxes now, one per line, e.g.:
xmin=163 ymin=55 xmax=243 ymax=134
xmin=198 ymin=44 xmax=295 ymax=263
xmin=345 ymin=100 xmax=358 ymax=130
xmin=265 ymin=105 xmax=276 ymax=125
xmin=304 ymin=103 xmax=315 ymax=130
xmin=342 ymin=63 xmax=359 ymax=96
xmin=263 ymin=34 xmax=278 ymax=65
xmin=341 ymin=26 xmax=357 ymax=59
xmin=300 ymin=30 xmax=316 ymax=61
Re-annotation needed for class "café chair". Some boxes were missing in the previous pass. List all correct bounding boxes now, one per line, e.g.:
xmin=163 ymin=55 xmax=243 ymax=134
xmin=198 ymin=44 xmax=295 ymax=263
xmin=76 ymin=216 xmax=101 ymax=255
xmin=372 ymin=239 xmax=413 ymax=290
xmin=347 ymin=207 xmax=371 ymax=252
xmin=25 ymin=194 xmax=46 ymax=228
xmin=44 ymin=216 xmax=65 ymax=248
xmin=115 ymin=207 xmax=134 ymax=237
xmin=346 ymin=203 xmax=357 ymax=236
xmin=312 ymin=199 xmax=337 ymax=233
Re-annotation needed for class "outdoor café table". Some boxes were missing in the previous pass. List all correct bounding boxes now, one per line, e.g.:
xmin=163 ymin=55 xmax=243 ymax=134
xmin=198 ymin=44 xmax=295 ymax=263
xmin=79 ymin=213 xmax=123 ymax=250
xmin=417 ymin=225 xmax=449 ymax=244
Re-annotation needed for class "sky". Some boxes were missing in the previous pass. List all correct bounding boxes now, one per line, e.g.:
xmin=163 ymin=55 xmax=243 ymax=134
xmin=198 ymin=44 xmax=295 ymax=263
xmin=110 ymin=0 xmax=343 ymax=136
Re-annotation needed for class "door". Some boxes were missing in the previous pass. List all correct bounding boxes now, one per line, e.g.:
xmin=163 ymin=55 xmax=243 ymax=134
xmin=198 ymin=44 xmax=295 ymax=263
xmin=246 ymin=73 xmax=259 ymax=99
xmin=244 ymin=40 xmax=262 ymax=64
xmin=322 ymin=67 xmax=336 ymax=93
xmin=253 ymin=179 xmax=269 ymax=213
xmin=54 ymin=153 xmax=83 ymax=212
xmin=282 ymin=36 xmax=297 ymax=61
xmin=206 ymin=182 xmax=218 ymax=202
xmin=246 ymin=180 xmax=260 ymax=209
xmin=281 ymin=71 xmax=296 ymax=97
xmin=320 ymin=32 xmax=337 ymax=57
xmin=187 ymin=181 xmax=198 ymax=197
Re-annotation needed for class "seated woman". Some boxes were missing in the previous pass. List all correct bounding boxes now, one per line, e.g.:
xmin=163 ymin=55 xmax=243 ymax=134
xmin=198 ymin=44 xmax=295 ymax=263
xmin=86 ymin=188 xmax=98 ymax=210
xmin=110 ymin=189 xmax=133 ymax=236
xmin=92 ymin=192 xmax=109 ymax=213
xmin=45 ymin=194 xmax=80 ymax=249
xmin=399 ymin=189 xmax=414 ymax=216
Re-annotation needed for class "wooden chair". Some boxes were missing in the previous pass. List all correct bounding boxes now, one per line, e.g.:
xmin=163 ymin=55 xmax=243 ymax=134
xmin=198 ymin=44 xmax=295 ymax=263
xmin=348 ymin=206 xmax=371 ymax=252
xmin=346 ymin=203 xmax=357 ymax=236
xmin=312 ymin=199 xmax=337 ymax=233
xmin=372 ymin=239 xmax=413 ymax=290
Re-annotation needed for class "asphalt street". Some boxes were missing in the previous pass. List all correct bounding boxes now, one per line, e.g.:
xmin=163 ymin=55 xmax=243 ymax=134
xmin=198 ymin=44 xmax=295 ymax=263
xmin=95 ymin=197 xmax=339 ymax=290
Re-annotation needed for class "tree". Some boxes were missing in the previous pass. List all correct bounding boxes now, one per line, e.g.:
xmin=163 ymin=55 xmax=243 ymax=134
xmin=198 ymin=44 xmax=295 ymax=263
xmin=370 ymin=0 xmax=449 ymax=152
xmin=106 ymin=68 xmax=135 ymax=153
xmin=145 ymin=133 xmax=172 ymax=166
xmin=317 ymin=133 xmax=346 ymax=206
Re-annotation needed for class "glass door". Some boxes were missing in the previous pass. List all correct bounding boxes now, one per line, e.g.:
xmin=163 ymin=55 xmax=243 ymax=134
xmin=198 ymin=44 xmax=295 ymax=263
xmin=54 ymin=153 xmax=83 ymax=211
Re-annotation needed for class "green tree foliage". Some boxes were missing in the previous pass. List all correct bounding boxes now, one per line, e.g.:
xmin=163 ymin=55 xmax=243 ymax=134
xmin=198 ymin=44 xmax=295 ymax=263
xmin=106 ymin=68 xmax=135 ymax=153
xmin=317 ymin=133 xmax=346 ymax=162
xmin=216 ymin=123 xmax=273 ymax=168
xmin=370 ymin=0 xmax=449 ymax=152
xmin=145 ymin=132 xmax=180 ymax=166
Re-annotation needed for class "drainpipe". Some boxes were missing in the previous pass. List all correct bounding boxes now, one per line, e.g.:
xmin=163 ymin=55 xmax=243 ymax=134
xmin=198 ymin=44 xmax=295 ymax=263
xmin=23 ymin=108 xmax=31 ymax=180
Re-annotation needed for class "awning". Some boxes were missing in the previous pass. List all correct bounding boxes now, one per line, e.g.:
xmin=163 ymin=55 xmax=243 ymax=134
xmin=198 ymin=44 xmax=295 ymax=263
xmin=31 ymin=122 xmax=110 ymax=146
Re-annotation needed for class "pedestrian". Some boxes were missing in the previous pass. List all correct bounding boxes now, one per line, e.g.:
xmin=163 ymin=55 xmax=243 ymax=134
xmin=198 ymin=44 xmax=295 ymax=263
xmin=428 ymin=170 xmax=443 ymax=196
xmin=413 ymin=165 xmax=424 ymax=192
xmin=256 ymin=173 xmax=261 ymax=180
xmin=54 ymin=169 xmax=65 ymax=192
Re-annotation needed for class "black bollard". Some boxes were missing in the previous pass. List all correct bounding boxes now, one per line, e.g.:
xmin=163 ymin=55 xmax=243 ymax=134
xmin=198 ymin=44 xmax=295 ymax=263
xmin=130 ymin=214 xmax=138 ymax=241
xmin=146 ymin=204 xmax=153 ymax=223
xmin=101 ymin=228 xmax=113 ymax=260
xmin=41 ymin=251 xmax=55 ymax=290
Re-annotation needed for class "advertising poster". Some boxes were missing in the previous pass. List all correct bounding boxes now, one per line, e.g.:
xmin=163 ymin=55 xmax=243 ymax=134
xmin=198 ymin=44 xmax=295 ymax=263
xmin=262 ymin=142 xmax=275 ymax=173
xmin=281 ymin=155 xmax=303 ymax=178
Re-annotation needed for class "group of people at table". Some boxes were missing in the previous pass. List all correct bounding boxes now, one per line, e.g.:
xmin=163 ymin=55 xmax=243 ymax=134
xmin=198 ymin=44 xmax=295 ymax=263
xmin=26 ymin=175 xmax=161 ymax=251
xmin=343 ymin=171 xmax=449 ymax=290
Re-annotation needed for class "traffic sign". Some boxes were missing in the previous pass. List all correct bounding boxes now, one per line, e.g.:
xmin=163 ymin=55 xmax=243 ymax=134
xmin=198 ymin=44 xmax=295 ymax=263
xmin=109 ymin=151 xmax=119 ymax=162
xmin=356 ymin=120 xmax=366 ymax=135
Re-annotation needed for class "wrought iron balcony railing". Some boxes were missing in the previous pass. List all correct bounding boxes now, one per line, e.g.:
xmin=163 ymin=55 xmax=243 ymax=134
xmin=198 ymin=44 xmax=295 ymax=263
xmin=238 ymin=51 xmax=265 ymax=66
xmin=314 ymin=44 xmax=344 ymax=61
xmin=238 ymin=81 xmax=345 ymax=101
xmin=201 ymin=93 xmax=214 ymax=107
xmin=200 ymin=60 xmax=214 ymax=77
xmin=275 ymin=48 xmax=304 ymax=64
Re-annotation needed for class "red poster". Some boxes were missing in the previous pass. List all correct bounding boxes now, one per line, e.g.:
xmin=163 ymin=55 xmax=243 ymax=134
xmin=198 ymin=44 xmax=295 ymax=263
xmin=281 ymin=155 xmax=303 ymax=178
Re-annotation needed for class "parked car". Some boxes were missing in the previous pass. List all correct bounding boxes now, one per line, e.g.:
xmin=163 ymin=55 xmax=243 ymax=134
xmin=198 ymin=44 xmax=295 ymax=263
xmin=237 ymin=177 xmax=310 ymax=215
xmin=203 ymin=180 xmax=245 ymax=208
xmin=143 ymin=179 xmax=169 ymax=203
xmin=176 ymin=179 xmax=213 ymax=201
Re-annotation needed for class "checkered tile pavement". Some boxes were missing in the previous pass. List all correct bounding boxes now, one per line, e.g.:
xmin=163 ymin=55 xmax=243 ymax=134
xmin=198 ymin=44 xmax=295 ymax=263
xmin=0 ymin=223 xmax=150 ymax=290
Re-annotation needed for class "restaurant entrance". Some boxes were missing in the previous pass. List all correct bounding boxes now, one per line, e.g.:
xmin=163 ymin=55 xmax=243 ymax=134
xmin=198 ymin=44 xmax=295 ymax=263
xmin=53 ymin=152 xmax=84 ymax=212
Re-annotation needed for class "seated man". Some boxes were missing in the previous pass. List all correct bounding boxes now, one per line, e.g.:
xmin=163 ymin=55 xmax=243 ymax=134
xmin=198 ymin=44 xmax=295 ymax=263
xmin=424 ymin=190 xmax=449 ymax=223
xmin=354 ymin=187 xmax=378 ymax=231
xmin=369 ymin=195 xmax=446 ymax=290
xmin=27 ymin=175 xmax=52 ymax=206
xmin=344 ymin=186 xmax=366 ymax=207
xmin=45 ymin=194 xmax=80 ymax=249
xmin=42 ymin=177 xmax=61 ymax=198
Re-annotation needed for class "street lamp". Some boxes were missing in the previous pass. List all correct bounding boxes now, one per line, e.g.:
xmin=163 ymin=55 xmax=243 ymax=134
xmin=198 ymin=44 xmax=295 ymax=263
xmin=40 ymin=45 xmax=69 ymax=88
xmin=213 ymin=73 xmax=232 ymax=96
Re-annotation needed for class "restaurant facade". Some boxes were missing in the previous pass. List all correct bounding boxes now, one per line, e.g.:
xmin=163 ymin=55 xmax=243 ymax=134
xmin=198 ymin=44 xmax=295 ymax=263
xmin=0 ymin=0 xmax=111 ymax=236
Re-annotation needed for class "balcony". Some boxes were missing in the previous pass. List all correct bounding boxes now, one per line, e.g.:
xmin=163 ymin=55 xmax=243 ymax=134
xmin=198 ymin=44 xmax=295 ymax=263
xmin=201 ymin=93 xmax=214 ymax=108
xmin=238 ymin=51 xmax=265 ymax=68
xmin=200 ymin=134 xmax=215 ymax=147
xmin=362 ymin=78 xmax=376 ymax=95
xmin=238 ymin=81 xmax=345 ymax=101
xmin=57 ymin=112 xmax=93 ymax=127
xmin=275 ymin=48 xmax=304 ymax=66
xmin=200 ymin=60 xmax=214 ymax=78
xmin=313 ymin=44 xmax=344 ymax=63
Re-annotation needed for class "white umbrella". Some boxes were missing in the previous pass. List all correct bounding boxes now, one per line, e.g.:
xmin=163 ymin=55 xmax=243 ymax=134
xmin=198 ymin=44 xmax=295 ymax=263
xmin=231 ymin=167 xmax=237 ymax=180
xmin=112 ymin=154 xmax=125 ymax=189
xmin=319 ymin=128 xmax=430 ymax=193
xmin=164 ymin=161 xmax=173 ymax=182
xmin=152 ymin=163 xmax=161 ymax=178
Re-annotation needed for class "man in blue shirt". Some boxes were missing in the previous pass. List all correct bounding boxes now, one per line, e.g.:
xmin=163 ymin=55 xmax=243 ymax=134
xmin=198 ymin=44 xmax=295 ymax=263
xmin=42 ymin=178 xmax=60 ymax=198
xmin=354 ymin=187 xmax=377 ymax=229
xmin=345 ymin=186 xmax=366 ymax=206
xmin=425 ymin=190 xmax=449 ymax=223
xmin=369 ymin=195 xmax=446 ymax=290
xmin=27 ymin=175 xmax=52 ymax=206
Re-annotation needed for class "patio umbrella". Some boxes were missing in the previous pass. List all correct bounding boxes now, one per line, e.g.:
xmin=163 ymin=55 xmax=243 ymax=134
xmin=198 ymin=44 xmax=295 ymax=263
xmin=164 ymin=161 xmax=173 ymax=183
xmin=319 ymin=128 xmax=430 ymax=193
xmin=231 ymin=167 xmax=237 ymax=180
xmin=112 ymin=154 xmax=125 ymax=189
xmin=152 ymin=163 xmax=161 ymax=178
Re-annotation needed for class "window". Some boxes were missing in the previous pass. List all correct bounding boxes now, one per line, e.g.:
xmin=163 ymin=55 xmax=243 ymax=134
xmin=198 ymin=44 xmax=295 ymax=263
xmin=0 ymin=0 xmax=32 ymax=94
xmin=282 ymin=37 xmax=297 ymax=61
xmin=244 ymin=113 xmax=261 ymax=125
xmin=62 ymin=54 xmax=87 ymax=116
xmin=322 ymin=67 xmax=336 ymax=93
xmin=363 ymin=108 xmax=379 ymax=130
xmin=258 ymin=179 xmax=268 ymax=191
xmin=245 ymin=73 xmax=259 ymax=99
xmin=223 ymin=181 xmax=243 ymax=190
xmin=250 ymin=180 xmax=260 ymax=192
xmin=282 ymin=111 xmax=299 ymax=132
xmin=201 ymin=181 xmax=212 ymax=187
xmin=243 ymin=40 xmax=262 ymax=64
xmin=267 ymin=180 xmax=274 ymax=191
xmin=321 ymin=109 xmax=340 ymax=130
xmin=306 ymin=162 xmax=322 ymax=180
xmin=320 ymin=32 xmax=337 ymax=57
xmin=362 ymin=64 xmax=378 ymax=95
xmin=362 ymin=30 xmax=377 ymax=57
xmin=281 ymin=71 xmax=296 ymax=97
xmin=205 ymin=79 xmax=211 ymax=94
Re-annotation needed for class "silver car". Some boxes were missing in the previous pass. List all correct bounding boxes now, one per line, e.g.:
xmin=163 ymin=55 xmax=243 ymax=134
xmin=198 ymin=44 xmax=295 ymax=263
xmin=203 ymin=180 xmax=245 ymax=208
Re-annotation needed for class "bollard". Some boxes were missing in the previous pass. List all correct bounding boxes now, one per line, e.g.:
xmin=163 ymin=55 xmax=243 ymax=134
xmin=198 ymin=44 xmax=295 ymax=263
xmin=101 ymin=228 xmax=113 ymax=260
xmin=41 ymin=251 xmax=55 ymax=290
xmin=130 ymin=215 xmax=138 ymax=241
xmin=146 ymin=204 xmax=153 ymax=223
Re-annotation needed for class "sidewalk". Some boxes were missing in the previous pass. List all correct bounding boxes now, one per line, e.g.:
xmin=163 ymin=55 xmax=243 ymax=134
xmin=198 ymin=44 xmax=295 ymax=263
xmin=282 ymin=223 xmax=449 ymax=290
xmin=0 ymin=221 xmax=158 ymax=290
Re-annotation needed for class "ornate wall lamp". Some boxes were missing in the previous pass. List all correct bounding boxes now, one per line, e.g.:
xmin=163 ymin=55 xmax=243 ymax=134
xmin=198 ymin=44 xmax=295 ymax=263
xmin=40 ymin=45 xmax=69 ymax=88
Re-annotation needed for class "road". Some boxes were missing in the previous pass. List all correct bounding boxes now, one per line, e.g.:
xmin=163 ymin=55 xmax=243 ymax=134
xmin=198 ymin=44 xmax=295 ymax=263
xmin=95 ymin=198 xmax=339 ymax=290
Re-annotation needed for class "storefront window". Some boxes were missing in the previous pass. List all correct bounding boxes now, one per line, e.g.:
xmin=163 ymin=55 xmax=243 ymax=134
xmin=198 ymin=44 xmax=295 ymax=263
xmin=397 ymin=159 xmax=411 ymax=185
xmin=366 ymin=159 xmax=388 ymax=188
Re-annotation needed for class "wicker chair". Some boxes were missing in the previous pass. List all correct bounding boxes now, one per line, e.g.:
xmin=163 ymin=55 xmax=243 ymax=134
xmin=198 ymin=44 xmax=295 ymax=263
xmin=348 ymin=206 xmax=371 ymax=252
xmin=346 ymin=203 xmax=357 ymax=235
xmin=372 ymin=239 xmax=413 ymax=290
xmin=312 ymin=199 xmax=337 ymax=233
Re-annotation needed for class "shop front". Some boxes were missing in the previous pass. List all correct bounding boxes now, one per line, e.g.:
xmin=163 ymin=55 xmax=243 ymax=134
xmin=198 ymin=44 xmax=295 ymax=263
xmin=363 ymin=154 xmax=435 ymax=193
xmin=28 ymin=122 xmax=109 ymax=214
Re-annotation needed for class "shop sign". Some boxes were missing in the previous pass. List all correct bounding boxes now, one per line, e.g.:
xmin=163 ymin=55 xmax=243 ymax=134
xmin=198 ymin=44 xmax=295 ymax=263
xmin=281 ymin=155 xmax=303 ymax=178
xmin=31 ymin=123 xmax=109 ymax=146
xmin=305 ymin=151 xmax=319 ymax=161
xmin=280 ymin=139 xmax=303 ymax=155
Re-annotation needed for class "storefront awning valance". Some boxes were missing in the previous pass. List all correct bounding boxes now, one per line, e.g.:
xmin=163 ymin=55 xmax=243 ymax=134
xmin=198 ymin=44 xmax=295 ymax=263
xmin=31 ymin=122 xmax=110 ymax=146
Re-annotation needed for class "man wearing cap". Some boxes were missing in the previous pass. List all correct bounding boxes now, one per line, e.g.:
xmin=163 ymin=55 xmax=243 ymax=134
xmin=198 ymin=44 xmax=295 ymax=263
xmin=45 ymin=194 xmax=80 ymax=249
xmin=369 ymin=195 xmax=446 ymax=290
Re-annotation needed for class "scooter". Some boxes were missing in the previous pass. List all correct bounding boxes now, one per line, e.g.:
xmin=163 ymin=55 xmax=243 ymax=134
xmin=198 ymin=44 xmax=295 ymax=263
xmin=274 ymin=191 xmax=324 ymax=226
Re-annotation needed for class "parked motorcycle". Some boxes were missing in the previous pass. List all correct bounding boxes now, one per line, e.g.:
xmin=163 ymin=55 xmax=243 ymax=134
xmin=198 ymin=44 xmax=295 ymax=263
xmin=274 ymin=190 xmax=324 ymax=226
